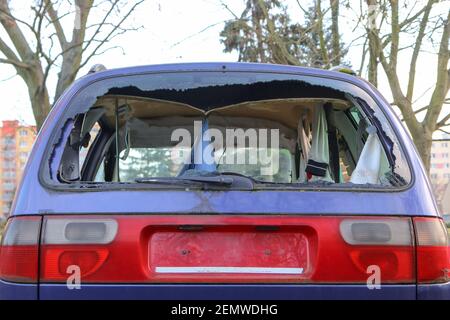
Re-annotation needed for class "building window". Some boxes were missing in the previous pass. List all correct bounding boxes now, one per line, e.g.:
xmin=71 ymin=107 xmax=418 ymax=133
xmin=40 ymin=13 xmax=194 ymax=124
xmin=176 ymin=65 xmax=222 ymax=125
xmin=3 ymin=171 xmax=15 ymax=178
xmin=19 ymin=129 xmax=28 ymax=137
xmin=3 ymin=182 xmax=15 ymax=191
xmin=2 ymin=191 xmax=14 ymax=201
xmin=19 ymin=140 xmax=28 ymax=148
xmin=442 ymin=142 xmax=448 ymax=148
xmin=443 ymin=153 xmax=449 ymax=158
xmin=2 ymin=204 xmax=10 ymax=214
xmin=3 ymin=161 xmax=15 ymax=169
xmin=3 ymin=137 xmax=14 ymax=145
xmin=3 ymin=150 xmax=15 ymax=158
xmin=431 ymin=153 xmax=436 ymax=158
xmin=19 ymin=152 xmax=28 ymax=160
xmin=431 ymin=173 xmax=438 ymax=179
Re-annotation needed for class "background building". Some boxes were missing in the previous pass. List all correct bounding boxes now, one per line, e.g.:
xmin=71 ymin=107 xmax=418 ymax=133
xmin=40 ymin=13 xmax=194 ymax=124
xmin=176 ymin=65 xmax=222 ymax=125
xmin=0 ymin=120 xmax=36 ymax=218
xmin=430 ymin=132 xmax=450 ymax=214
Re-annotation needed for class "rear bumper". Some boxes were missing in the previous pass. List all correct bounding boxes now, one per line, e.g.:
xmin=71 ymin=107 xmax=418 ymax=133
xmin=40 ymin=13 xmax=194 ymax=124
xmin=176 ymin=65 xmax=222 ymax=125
xmin=40 ymin=283 xmax=417 ymax=300
xmin=2 ymin=280 xmax=449 ymax=300
xmin=0 ymin=280 xmax=37 ymax=300
xmin=418 ymin=282 xmax=450 ymax=300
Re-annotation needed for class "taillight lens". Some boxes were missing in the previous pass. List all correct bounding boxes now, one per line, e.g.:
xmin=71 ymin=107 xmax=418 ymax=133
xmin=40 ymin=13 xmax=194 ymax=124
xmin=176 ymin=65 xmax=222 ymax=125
xmin=340 ymin=219 xmax=412 ymax=246
xmin=0 ymin=216 xmax=41 ymax=283
xmin=414 ymin=217 xmax=450 ymax=283
xmin=336 ymin=218 xmax=415 ymax=283
xmin=41 ymin=218 xmax=118 ymax=281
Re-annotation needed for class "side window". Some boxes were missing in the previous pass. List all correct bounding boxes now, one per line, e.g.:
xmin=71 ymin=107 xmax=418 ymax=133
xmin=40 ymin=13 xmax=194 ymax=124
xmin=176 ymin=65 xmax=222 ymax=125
xmin=349 ymin=107 xmax=361 ymax=125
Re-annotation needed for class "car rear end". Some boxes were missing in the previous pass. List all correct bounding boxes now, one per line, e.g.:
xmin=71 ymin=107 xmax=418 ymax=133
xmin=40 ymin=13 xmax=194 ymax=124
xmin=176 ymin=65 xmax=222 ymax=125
xmin=1 ymin=63 xmax=448 ymax=300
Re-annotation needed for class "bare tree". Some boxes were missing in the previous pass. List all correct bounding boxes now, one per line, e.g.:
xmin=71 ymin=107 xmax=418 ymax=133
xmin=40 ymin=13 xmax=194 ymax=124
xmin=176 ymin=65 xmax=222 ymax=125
xmin=0 ymin=0 xmax=144 ymax=129
xmin=365 ymin=0 xmax=449 ymax=171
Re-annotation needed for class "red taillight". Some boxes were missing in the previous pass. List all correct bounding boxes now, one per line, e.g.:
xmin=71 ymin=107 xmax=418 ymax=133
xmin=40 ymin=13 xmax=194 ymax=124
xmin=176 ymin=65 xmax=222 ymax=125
xmin=326 ymin=217 xmax=415 ymax=283
xmin=44 ymin=249 xmax=110 ymax=279
xmin=41 ymin=218 xmax=117 ymax=282
xmin=0 ymin=216 xmax=41 ymax=283
xmin=414 ymin=217 xmax=450 ymax=283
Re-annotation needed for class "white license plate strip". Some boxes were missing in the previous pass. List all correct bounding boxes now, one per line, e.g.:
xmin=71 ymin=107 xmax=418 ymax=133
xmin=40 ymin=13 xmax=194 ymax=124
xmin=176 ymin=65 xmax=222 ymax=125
xmin=155 ymin=266 xmax=304 ymax=274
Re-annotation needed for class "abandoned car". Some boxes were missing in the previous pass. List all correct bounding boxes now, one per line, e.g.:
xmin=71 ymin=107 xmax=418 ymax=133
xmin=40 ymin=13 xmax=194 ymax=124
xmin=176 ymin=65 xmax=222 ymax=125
xmin=0 ymin=62 xmax=448 ymax=300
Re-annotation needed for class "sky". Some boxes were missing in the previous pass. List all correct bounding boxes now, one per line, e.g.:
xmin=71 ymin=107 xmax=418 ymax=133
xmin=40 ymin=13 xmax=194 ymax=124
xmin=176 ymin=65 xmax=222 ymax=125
xmin=0 ymin=0 xmax=449 ymax=128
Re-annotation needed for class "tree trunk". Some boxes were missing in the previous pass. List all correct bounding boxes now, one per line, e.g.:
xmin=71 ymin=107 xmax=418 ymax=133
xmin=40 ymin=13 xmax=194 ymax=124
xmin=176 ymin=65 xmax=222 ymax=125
xmin=366 ymin=0 xmax=379 ymax=86
xmin=367 ymin=34 xmax=378 ymax=86
xmin=55 ymin=50 xmax=82 ymax=100
xmin=367 ymin=52 xmax=378 ymax=86
xmin=410 ymin=127 xmax=433 ymax=171
xmin=330 ymin=0 xmax=340 ymax=65
xmin=24 ymin=61 xmax=51 ymax=130
xmin=29 ymin=85 xmax=51 ymax=130
xmin=252 ymin=0 xmax=266 ymax=63
xmin=316 ymin=0 xmax=330 ymax=67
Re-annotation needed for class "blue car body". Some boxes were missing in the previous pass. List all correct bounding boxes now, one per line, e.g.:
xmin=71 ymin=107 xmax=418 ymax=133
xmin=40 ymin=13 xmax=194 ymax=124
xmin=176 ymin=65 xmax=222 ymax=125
xmin=1 ymin=62 xmax=447 ymax=300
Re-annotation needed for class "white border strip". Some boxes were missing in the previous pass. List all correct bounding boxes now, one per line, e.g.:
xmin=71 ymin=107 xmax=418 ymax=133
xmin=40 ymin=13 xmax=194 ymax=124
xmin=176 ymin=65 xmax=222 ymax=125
xmin=155 ymin=267 xmax=303 ymax=274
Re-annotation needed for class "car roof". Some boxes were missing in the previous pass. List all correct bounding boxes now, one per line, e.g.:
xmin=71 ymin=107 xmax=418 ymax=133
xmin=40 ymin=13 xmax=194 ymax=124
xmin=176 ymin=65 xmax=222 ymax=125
xmin=78 ymin=62 xmax=366 ymax=86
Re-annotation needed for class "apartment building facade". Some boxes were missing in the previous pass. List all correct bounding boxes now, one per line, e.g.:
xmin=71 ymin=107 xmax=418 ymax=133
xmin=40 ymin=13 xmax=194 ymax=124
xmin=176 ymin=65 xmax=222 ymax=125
xmin=0 ymin=120 xmax=36 ymax=218
xmin=430 ymin=133 xmax=450 ymax=214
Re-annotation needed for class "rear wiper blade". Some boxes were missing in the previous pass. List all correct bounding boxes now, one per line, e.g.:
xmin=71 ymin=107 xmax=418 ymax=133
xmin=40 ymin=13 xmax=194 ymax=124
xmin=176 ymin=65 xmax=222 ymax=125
xmin=135 ymin=177 xmax=196 ymax=185
xmin=135 ymin=175 xmax=233 ymax=186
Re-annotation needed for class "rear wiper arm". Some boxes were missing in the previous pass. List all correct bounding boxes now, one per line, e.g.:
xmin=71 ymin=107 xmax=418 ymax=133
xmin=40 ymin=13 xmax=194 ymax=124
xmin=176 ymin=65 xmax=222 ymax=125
xmin=179 ymin=175 xmax=234 ymax=185
xmin=135 ymin=176 xmax=233 ymax=186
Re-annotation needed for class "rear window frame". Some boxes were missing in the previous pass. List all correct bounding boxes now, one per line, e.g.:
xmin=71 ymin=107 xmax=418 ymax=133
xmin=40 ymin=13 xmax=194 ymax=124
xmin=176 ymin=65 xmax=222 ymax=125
xmin=38 ymin=69 xmax=415 ymax=193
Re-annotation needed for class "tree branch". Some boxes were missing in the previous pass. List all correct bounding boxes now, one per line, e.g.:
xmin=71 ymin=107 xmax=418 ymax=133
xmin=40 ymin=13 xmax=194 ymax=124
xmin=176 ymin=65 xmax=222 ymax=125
xmin=79 ymin=0 xmax=144 ymax=70
xmin=406 ymin=0 xmax=435 ymax=102
xmin=71 ymin=0 xmax=94 ymax=47
xmin=423 ymin=11 xmax=450 ymax=130
xmin=44 ymin=0 xmax=68 ymax=49
xmin=389 ymin=0 xmax=400 ymax=69
xmin=257 ymin=0 xmax=299 ymax=65
xmin=0 ymin=37 xmax=21 ymax=62
xmin=0 ymin=0 xmax=35 ymax=61
xmin=437 ymin=112 xmax=450 ymax=128
xmin=81 ymin=0 xmax=118 ymax=53
xmin=0 ymin=57 xmax=30 ymax=68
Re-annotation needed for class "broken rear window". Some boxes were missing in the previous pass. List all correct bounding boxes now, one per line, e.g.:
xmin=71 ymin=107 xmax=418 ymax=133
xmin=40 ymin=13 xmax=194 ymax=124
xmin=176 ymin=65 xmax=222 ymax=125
xmin=44 ymin=71 xmax=411 ymax=189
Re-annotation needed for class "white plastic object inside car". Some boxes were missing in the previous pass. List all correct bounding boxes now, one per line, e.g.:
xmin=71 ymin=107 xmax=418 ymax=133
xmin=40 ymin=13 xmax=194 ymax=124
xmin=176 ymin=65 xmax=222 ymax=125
xmin=350 ymin=125 xmax=381 ymax=184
